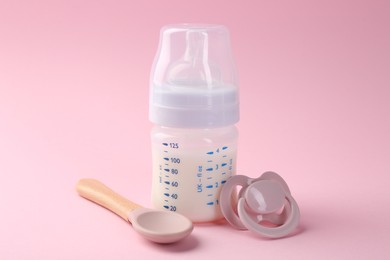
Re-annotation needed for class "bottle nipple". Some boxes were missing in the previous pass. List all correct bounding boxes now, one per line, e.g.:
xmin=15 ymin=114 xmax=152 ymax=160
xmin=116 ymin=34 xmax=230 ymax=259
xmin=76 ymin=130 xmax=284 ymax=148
xmin=150 ymin=24 xmax=239 ymax=128
xmin=166 ymin=30 xmax=220 ymax=87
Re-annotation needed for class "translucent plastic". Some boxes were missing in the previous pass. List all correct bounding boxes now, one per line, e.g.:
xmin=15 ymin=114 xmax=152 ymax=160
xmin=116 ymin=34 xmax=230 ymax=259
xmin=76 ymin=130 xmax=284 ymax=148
xmin=151 ymin=125 xmax=238 ymax=222
xmin=149 ymin=24 xmax=239 ymax=222
xmin=149 ymin=24 xmax=239 ymax=128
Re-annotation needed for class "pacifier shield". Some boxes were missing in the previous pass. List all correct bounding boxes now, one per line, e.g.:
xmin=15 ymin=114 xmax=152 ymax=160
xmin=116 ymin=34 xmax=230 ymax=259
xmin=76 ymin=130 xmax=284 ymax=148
xmin=244 ymin=180 xmax=285 ymax=214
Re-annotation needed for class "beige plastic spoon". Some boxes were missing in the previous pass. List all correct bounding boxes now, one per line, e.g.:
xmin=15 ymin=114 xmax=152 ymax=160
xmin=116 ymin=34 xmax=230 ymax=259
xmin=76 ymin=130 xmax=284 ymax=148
xmin=76 ymin=179 xmax=193 ymax=244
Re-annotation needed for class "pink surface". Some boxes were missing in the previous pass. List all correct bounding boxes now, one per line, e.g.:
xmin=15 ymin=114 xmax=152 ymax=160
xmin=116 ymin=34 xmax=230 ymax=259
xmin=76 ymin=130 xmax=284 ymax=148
xmin=1 ymin=0 xmax=389 ymax=259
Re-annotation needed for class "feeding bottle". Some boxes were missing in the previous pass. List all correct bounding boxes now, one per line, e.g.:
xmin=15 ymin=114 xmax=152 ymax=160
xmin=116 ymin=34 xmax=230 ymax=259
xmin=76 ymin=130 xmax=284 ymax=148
xmin=149 ymin=24 xmax=239 ymax=223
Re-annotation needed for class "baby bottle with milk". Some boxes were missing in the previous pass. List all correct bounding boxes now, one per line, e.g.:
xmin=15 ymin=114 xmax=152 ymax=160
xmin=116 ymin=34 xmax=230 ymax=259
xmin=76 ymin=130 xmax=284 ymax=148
xmin=149 ymin=24 xmax=239 ymax=223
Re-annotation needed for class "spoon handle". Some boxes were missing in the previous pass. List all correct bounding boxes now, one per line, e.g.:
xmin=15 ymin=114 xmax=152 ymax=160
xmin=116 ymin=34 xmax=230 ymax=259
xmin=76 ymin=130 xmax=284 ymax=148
xmin=76 ymin=179 xmax=142 ymax=222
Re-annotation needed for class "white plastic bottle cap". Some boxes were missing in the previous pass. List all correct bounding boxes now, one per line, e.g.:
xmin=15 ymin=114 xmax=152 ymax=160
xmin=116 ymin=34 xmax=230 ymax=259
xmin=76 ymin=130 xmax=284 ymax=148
xmin=149 ymin=24 xmax=239 ymax=128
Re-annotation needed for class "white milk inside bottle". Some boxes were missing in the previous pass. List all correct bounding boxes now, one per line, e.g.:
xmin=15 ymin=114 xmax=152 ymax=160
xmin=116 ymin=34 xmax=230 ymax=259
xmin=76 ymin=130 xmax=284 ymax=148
xmin=151 ymin=126 xmax=237 ymax=222
xmin=149 ymin=24 xmax=239 ymax=222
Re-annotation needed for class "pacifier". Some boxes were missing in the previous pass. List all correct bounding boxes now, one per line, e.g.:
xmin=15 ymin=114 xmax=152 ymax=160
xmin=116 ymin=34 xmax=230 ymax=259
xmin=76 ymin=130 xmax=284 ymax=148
xmin=220 ymin=171 xmax=300 ymax=238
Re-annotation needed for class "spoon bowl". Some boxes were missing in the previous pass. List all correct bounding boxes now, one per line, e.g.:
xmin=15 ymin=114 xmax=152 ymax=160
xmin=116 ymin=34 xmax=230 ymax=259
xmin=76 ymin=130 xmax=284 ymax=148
xmin=130 ymin=208 xmax=193 ymax=243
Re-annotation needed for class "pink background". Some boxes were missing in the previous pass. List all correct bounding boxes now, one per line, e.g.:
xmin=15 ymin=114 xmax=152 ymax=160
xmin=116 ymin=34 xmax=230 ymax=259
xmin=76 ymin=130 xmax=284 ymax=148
xmin=1 ymin=0 xmax=389 ymax=259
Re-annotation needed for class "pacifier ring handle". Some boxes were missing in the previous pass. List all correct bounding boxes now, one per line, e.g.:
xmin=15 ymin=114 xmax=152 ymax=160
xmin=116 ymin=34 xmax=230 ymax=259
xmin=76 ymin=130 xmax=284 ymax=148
xmin=237 ymin=193 xmax=300 ymax=238
xmin=220 ymin=175 xmax=250 ymax=229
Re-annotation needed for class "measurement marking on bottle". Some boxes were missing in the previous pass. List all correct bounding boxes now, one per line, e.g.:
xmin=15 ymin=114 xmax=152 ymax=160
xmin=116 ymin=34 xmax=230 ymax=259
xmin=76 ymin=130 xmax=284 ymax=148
xmin=197 ymin=184 xmax=202 ymax=192
xmin=155 ymin=142 xmax=235 ymax=220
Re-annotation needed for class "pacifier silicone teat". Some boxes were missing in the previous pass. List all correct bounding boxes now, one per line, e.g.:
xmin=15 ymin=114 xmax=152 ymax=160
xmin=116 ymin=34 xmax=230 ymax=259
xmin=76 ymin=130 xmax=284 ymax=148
xmin=220 ymin=171 xmax=300 ymax=238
